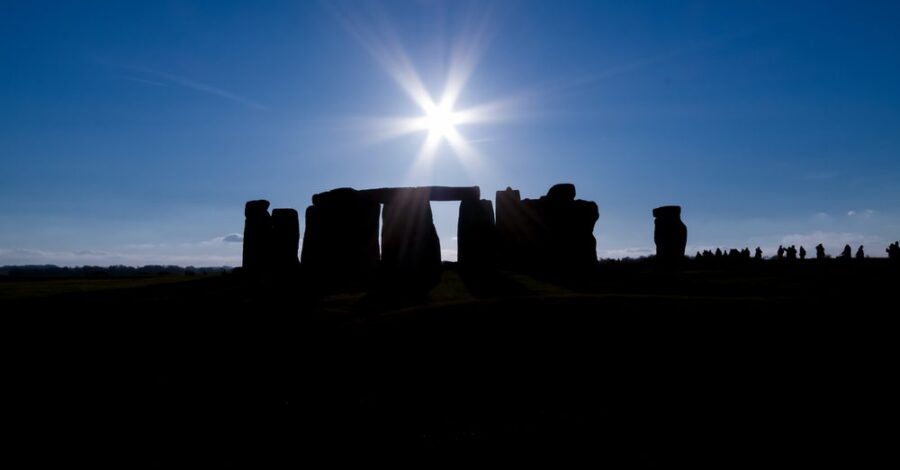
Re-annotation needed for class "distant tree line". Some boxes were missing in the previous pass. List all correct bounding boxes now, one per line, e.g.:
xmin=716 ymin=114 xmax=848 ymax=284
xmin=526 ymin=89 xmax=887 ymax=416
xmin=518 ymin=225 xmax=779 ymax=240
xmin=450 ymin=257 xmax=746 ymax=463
xmin=0 ymin=265 xmax=233 ymax=279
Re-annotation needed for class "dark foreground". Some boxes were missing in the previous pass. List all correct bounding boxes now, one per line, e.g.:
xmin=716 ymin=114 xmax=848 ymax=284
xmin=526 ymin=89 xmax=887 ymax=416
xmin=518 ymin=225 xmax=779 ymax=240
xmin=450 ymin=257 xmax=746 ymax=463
xmin=3 ymin=260 xmax=897 ymax=466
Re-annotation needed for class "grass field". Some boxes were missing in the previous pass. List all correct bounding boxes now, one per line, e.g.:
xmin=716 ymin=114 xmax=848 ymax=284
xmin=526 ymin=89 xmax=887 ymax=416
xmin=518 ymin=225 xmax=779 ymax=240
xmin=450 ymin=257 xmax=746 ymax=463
xmin=0 ymin=275 xmax=205 ymax=301
xmin=2 ymin=261 xmax=897 ymax=466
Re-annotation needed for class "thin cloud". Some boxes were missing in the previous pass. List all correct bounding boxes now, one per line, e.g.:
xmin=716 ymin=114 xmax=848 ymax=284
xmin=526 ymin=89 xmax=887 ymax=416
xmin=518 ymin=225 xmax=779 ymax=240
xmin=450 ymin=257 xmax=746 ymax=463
xmin=0 ymin=245 xmax=241 ymax=267
xmin=223 ymin=234 xmax=243 ymax=243
xmin=811 ymin=212 xmax=833 ymax=222
xmin=847 ymin=209 xmax=876 ymax=218
xmin=601 ymin=247 xmax=653 ymax=259
xmin=560 ymin=27 xmax=763 ymax=94
xmin=126 ymin=66 xmax=267 ymax=110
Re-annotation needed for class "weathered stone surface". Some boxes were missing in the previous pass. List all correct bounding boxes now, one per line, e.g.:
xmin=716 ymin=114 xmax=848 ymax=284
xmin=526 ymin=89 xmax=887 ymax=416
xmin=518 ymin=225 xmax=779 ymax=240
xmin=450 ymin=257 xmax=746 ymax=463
xmin=380 ymin=188 xmax=442 ymax=288
xmin=457 ymin=199 xmax=496 ymax=269
xmin=653 ymin=205 xmax=687 ymax=263
xmin=271 ymin=208 xmax=300 ymax=272
xmin=301 ymin=188 xmax=380 ymax=282
xmin=242 ymin=200 xmax=272 ymax=271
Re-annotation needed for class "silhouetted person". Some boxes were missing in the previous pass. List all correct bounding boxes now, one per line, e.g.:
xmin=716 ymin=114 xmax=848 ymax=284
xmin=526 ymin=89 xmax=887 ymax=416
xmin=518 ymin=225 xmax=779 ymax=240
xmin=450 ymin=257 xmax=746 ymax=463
xmin=856 ymin=245 xmax=865 ymax=259
xmin=786 ymin=245 xmax=797 ymax=260
xmin=742 ymin=247 xmax=751 ymax=259
xmin=715 ymin=248 xmax=723 ymax=258
xmin=777 ymin=245 xmax=785 ymax=260
xmin=754 ymin=247 xmax=762 ymax=260
xmin=841 ymin=244 xmax=852 ymax=259
xmin=888 ymin=241 xmax=900 ymax=260
xmin=799 ymin=246 xmax=806 ymax=260
xmin=816 ymin=244 xmax=825 ymax=260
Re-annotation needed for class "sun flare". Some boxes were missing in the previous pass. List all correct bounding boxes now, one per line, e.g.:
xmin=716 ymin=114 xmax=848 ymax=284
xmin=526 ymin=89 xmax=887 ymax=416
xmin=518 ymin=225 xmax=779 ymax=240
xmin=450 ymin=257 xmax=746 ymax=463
xmin=420 ymin=100 xmax=460 ymax=140
xmin=333 ymin=3 xmax=515 ymax=178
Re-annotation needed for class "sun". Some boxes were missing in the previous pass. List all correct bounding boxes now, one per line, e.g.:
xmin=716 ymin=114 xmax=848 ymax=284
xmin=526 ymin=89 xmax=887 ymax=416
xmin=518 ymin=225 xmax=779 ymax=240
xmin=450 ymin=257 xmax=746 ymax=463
xmin=332 ymin=3 xmax=516 ymax=178
xmin=420 ymin=99 xmax=460 ymax=141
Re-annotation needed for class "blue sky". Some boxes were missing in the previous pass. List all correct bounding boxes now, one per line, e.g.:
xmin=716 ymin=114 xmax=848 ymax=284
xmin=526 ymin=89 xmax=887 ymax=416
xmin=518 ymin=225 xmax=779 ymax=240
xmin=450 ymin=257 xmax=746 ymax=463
xmin=1 ymin=0 xmax=899 ymax=265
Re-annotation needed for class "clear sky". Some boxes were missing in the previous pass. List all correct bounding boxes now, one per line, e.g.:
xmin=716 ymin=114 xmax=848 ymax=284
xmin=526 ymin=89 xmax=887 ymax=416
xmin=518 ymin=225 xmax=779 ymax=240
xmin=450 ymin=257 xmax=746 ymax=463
xmin=2 ymin=0 xmax=899 ymax=266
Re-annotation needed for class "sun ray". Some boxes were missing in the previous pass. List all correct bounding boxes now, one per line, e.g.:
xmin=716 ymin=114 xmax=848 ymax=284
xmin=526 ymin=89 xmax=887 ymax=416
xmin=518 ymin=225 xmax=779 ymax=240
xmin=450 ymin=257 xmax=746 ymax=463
xmin=329 ymin=1 xmax=521 ymax=179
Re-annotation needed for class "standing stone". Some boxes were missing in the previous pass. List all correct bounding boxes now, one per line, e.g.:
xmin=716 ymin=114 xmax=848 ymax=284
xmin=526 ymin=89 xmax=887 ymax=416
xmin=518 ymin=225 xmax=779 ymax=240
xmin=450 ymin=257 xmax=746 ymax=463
xmin=653 ymin=205 xmax=687 ymax=264
xmin=547 ymin=183 xmax=576 ymax=202
xmin=566 ymin=199 xmax=600 ymax=269
xmin=243 ymin=200 xmax=273 ymax=271
xmin=381 ymin=188 xmax=442 ymax=289
xmin=495 ymin=184 xmax=598 ymax=272
xmin=271 ymin=208 xmax=300 ymax=272
xmin=535 ymin=184 xmax=598 ymax=271
xmin=301 ymin=188 xmax=381 ymax=283
xmin=495 ymin=187 xmax=534 ymax=267
xmin=458 ymin=198 xmax=496 ymax=269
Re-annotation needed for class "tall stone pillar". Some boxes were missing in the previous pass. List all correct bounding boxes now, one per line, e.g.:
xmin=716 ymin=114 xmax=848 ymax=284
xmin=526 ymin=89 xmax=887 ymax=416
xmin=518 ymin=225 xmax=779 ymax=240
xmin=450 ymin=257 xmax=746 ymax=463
xmin=300 ymin=188 xmax=381 ymax=283
xmin=653 ymin=205 xmax=687 ymax=263
xmin=457 ymin=198 xmax=496 ymax=269
xmin=271 ymin=208 xmax=300 ymax=272
xmin=381 ymin=188 xmax=442 ymax=288
xmin=242 ymin=200 xmax=273 ymax=271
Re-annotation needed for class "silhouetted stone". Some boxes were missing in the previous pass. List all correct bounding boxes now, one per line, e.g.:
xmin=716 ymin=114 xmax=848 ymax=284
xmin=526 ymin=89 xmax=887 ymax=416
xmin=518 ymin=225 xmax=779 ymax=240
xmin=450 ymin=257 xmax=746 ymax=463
xmin=301 ymin=188 xmax=381 ymax=284
xmin=301 ymin=185 xmax=489 ymax=288
xmin=271 ymin=208 xmax=300 ymax=272
xmin=495 ymin=188 xmax=529 ymax=267
xmin=457 ymin=199 xmax=496 ymax=269
xmin=653 ymin=205 xmax=687 ymax=264
xmin=357 ymin=186 xmax=480 ymax=203
xmin=567 ymin=199 xmax=600 ymax=269
xmin=242 ymin=200 xmax=273 ymax=271
xmin=547 ymin=183 xmax=576 ymax=202
xmin=380 ymin=188 xmax=442 ymax=289
xmin=496 ymin=184 xmax=598 ymax=272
